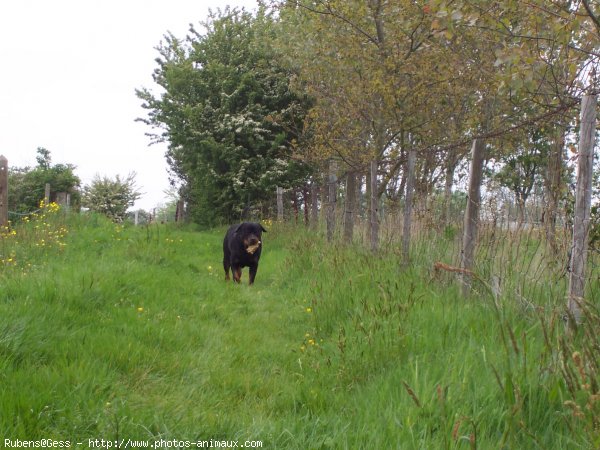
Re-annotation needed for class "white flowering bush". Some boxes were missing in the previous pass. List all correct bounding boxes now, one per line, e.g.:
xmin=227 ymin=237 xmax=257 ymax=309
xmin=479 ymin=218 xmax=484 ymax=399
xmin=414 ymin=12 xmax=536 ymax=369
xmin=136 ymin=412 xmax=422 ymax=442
xmin=81 ymin=173 xmax=141 ymax=222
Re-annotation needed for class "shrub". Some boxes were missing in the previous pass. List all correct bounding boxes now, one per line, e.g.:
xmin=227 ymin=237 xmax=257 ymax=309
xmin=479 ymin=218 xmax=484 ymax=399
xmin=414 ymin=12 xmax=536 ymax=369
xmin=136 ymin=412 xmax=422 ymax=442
xmin=81 ymin=173 xmax=141 ymax=222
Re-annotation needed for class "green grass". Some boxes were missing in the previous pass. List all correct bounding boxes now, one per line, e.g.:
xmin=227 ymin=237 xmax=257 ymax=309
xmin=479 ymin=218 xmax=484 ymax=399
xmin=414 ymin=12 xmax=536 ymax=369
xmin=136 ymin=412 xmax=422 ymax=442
xmin=0 ymin=210 xmax=597 ymax=449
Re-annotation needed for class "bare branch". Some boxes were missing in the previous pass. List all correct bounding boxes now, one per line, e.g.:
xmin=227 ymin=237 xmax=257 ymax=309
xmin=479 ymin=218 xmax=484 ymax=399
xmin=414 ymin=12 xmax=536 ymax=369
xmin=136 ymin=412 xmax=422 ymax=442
xmin=289 ymin=0 xmax=380 ymax=47
xmin=581 ymin=0 xmax=600 ymax=34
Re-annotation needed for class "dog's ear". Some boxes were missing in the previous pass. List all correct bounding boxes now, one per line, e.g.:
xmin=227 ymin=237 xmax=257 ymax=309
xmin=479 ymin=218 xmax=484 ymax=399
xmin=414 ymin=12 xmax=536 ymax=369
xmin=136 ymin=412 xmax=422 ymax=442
xmin=260 ymin=224 xmax=267 ymax=232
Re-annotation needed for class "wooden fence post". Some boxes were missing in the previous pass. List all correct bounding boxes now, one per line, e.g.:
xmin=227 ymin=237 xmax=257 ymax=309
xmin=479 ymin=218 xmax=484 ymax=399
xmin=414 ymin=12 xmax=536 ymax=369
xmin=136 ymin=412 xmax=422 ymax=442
xmin=0 ymin=155 xmax=7 ymax=228
xmin=44 ymin=183 xmax=51 ymax=205
xmin=461 ymin=139 xmax=486 ymax=297
xmin=276 ymin=186 xmax=284 ymax=222
xmin=568 ymin=94 xmax=597 ymax=325
xmin=402 ymin=149 xmax=417 ymax=265
xmin=326 ymin=159 xmax=337 ymax=242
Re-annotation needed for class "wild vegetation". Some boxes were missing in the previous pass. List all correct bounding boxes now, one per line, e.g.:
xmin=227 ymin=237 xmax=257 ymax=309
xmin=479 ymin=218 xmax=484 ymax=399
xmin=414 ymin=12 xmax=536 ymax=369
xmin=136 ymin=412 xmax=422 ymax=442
xmin=136 ymin=10 xmax=312 ymax=226
xmin=8 ymin=148 xmax=80 ymax=213
xmin=137 ymin=2 xmax=600 ymax=240
xmin=0 ymin=208 xmax=599 ymax=448
xmin=7 ymin=148 xmax=144 ymax=224
xmin=3 ymin=1 xmax=600 ymax=449
xmin=81 ymin=173 xmax=142 ymax=223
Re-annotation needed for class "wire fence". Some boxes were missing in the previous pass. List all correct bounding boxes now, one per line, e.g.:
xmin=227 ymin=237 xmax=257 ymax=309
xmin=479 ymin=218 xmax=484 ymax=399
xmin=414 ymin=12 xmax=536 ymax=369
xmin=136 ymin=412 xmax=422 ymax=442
xmin=268 ymin=183 xmax=596 ymax=311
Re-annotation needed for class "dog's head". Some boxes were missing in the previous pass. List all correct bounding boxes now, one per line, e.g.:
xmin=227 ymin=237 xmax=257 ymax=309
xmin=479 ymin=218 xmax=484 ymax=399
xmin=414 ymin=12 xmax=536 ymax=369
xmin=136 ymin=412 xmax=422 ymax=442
xmin=234 ymin=222 xmax=267 ymax=254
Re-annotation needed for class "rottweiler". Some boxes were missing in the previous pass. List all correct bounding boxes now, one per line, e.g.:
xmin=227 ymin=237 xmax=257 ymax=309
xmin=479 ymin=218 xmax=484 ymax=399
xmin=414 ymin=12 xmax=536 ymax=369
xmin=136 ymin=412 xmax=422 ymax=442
xmin=223 ymin=222 xmax=267 ymax=285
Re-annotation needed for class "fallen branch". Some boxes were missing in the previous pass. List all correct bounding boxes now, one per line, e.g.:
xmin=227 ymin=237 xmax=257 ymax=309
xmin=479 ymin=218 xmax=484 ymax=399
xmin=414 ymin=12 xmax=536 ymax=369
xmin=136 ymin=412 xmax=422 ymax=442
xmin=434 ymin=261 xmax=477 ymax=278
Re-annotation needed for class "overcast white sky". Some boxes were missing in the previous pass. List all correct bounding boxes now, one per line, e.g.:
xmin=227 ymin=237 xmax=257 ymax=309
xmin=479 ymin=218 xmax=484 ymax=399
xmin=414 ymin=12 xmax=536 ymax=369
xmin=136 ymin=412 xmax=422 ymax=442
xmin=0 ymin=0 xmax=257 ymax=210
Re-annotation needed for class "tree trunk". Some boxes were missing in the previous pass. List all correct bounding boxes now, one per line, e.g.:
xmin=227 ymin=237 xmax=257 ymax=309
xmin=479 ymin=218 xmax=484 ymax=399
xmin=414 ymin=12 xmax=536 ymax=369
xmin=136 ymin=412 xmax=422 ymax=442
xmin=568 ymin=94 xmax=597 ymax=325
xmin=276 ymin=186 xmax=284 ymax=222
xmin=303 ymin=186 xmax=309 ymax=226
xmin=369 ymin=159 xmax=379 ymax=252
xmin=175 ymin=199 xmax=185 ymax=222
xmin=461 ymin=139 xmax=486 ymax=297
xmin=356 ymin=174 xmax=364 ymax=219
xmin=344 ymin=171 xmax=357 ymax=243
xmin=442 ymin=154 xmax=456 ymax=226
xmin=545 ymin=125 xmax=564 ymax=249
xmin=402 ymin=149 xmax=417 ymax=265
xmin=516 ymin=197 xmax=525 ymax=225
xmin=369 ymin=0 xmax=384 ymax=253
xmin=292 ymin=189 xmax=299 ymax=224
xmin=326 ymin=159 xmax=337 ymax=242
xmin=310 ymin=182 xmax=319 ymax=230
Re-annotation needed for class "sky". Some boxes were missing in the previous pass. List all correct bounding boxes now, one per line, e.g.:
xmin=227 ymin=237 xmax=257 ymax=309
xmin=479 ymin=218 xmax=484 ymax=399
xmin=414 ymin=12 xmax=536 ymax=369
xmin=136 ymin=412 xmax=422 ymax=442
xmin=0 ymin=0 xmax=257 ymax=210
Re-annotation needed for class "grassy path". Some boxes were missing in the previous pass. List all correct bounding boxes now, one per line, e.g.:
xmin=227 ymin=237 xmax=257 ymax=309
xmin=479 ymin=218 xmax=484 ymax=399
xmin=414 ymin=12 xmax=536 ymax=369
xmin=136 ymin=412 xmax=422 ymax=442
xmin=0 ymin=214 xmax=593 ymax=448
xmin=0 ymin=219 xmax=312 ymax=444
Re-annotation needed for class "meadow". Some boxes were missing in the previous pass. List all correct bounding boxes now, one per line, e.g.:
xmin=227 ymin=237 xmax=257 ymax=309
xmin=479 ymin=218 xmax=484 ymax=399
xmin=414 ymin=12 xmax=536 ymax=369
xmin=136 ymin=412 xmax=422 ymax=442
xmin=0 ymin=205 xmax=598 ymax=449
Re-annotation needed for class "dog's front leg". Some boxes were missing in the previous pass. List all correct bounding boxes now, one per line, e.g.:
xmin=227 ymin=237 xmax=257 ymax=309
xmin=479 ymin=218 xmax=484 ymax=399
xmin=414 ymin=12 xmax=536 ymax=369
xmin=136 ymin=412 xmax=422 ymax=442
xmin=248 ymin=263 xmax=259 ymax=285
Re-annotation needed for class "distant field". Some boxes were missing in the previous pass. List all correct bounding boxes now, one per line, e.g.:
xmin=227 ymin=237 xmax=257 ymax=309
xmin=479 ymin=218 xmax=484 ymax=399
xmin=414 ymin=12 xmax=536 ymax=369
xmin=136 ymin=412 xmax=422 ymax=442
xmin=0 ymin=208 xmax=596 ymax=449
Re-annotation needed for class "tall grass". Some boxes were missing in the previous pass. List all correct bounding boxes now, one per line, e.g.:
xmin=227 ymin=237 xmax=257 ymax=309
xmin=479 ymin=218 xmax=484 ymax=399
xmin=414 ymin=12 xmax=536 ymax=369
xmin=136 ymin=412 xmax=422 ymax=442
xmin=0 ymin=209 xmax=597 ymax=448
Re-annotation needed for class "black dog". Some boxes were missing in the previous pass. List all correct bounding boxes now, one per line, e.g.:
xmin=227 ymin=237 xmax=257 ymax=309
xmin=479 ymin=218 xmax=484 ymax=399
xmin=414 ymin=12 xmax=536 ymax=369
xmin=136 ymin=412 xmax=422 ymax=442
xmin=223 ymin=222 xmax=266 ymax=285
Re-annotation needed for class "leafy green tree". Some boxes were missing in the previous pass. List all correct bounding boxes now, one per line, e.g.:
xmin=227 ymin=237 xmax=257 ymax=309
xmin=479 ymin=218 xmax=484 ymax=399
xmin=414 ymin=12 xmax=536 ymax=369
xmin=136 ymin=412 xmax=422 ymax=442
xmin=81 ymin=173 xmax=141 ymax=223
xmin=8 ymin=147 xmax=81 ymax=214
xmin=137 ymin=8 xmax=312 ymax=226
xmin=493 ymin=130 xmax=548 ymax=223
xmin=36 ymin=147 xmax=51 ymax=170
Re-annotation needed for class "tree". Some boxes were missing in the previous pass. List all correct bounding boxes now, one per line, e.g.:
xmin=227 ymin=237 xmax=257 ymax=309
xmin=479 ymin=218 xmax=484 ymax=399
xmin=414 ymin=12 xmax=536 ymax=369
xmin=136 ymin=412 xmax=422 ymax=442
xmin=81 ymin=173 xmax=141 ymax=222
xmin=274 ymin=0 xmax=597 ymax=236
xmin=493 ymin=128 xmax=550 ymax=223
xmin=8 ymin=147 xmax=80 ymax=213
xmin=137 ymin=8 xmax=313 ymax=226
xmin=277 ymin=0 xmax=445 ymax=250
